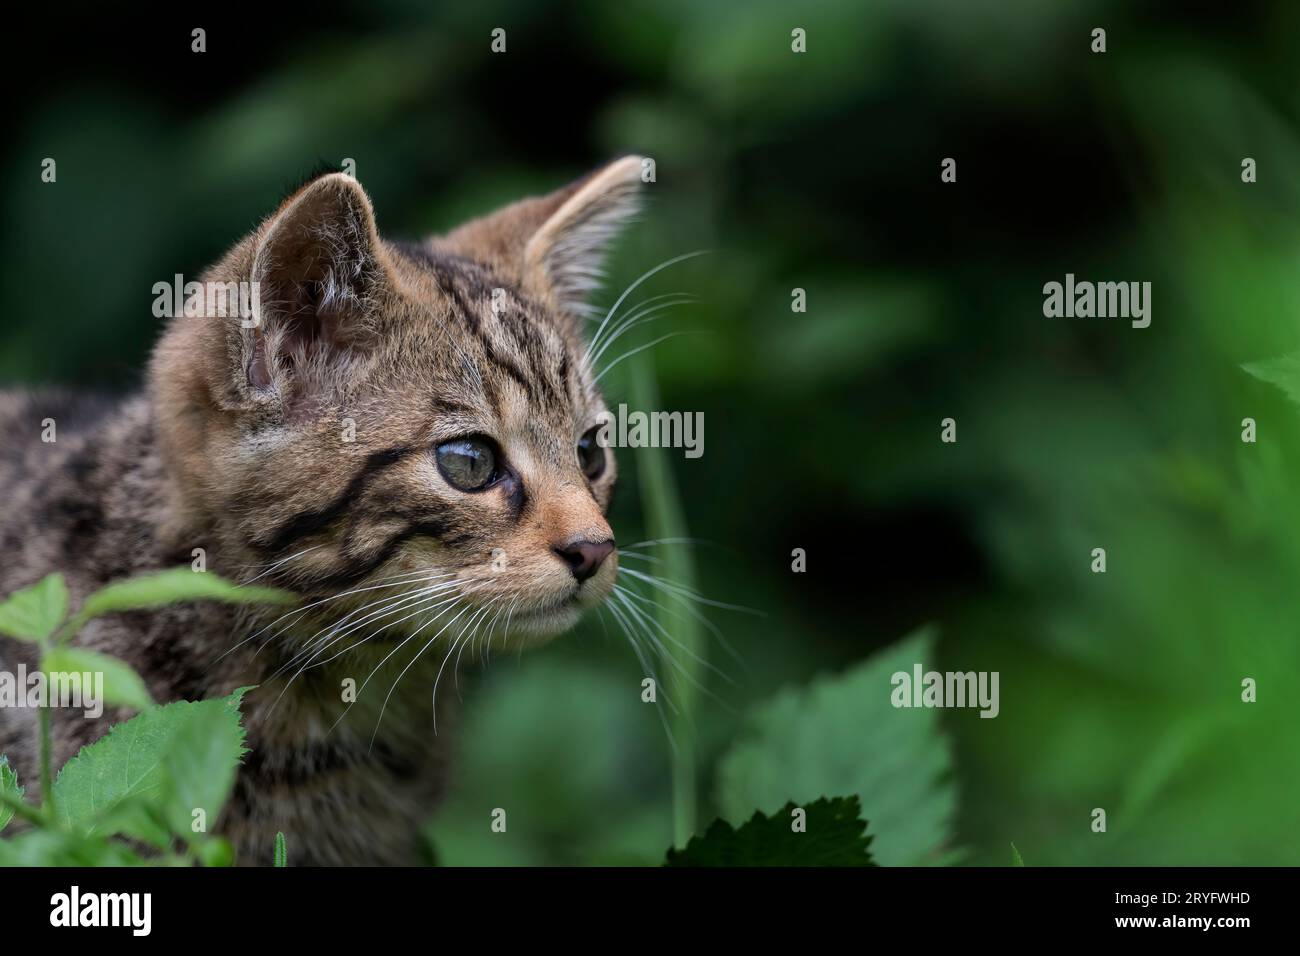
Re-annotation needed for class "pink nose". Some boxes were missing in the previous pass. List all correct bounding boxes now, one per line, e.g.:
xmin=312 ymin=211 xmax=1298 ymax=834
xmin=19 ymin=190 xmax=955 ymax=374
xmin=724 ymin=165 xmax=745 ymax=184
xmin=553 ymin=538 xmax=615 ymax=582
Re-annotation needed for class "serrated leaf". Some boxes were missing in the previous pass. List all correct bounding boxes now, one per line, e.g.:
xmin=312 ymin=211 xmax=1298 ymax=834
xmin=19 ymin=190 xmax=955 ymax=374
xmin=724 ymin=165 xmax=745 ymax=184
xmin=160 ymin=688 xmax=251 ymax=839
xmin=1 ymin=754 xmax=26 ymax=832
xmin=72 ymin=568 xmax=294 ymax=631
xmin=52 ymin=687 xmax=251 ymax=847
xmin=1244 ymin=351 xmax=1300 ymax=407
xmin=665 ymin=796 xmax=874 ymax=866
xmin=715 ymin=627 xmax=957 ymax=866
xmin=41 ymin=647 xmax=154 ymax=712
xmin=0 ymin=573 xmax=68 ymax=643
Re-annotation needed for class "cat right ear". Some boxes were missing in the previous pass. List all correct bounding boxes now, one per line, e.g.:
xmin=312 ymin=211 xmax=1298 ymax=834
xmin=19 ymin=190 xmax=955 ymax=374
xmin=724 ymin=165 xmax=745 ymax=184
xmin=432 ymin=156 xmax=646 ymax=322
xmin=244 ymin=173 xmax=390 ymax=397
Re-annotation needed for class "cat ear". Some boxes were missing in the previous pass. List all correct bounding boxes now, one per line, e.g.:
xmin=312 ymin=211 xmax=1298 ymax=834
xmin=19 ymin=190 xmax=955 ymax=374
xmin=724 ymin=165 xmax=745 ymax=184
xmin=521 ymin=156 xmax=645 ymax=318
xmin=435 ymin=156 xmax=645 ymax=319
xmin=245 ymin=173 xmax=388 ymax=392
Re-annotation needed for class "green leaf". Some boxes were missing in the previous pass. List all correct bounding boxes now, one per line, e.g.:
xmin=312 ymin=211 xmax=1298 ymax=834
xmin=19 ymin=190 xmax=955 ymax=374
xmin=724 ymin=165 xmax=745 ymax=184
xmin=199 ymin=837 xmax=235 ymax=868
xmin=1011 ymin=842 xmax=1025 ymax=866
xmin=72 ymin=568 xmax=295 ymax=631
xmin=160 ymin=688 xmax=251 ymax=840
xmin=41 ymin=647 xmax=154 ymax=712
xmin=0 ymin=828 xmax=149 ymax=866
xmin=715 ymin=627 xmax=957 ymax=866
xmin=274 ymin=831 xmax=287 ymax=867
xmin=1 ymin=755 xmax=26 ymax=833
xmin=52 ymin=687 xmax=251 ymax=846
xmin=1244 ymin=351 xmax=1300 ymax=407
xmin=665 ymin=796 xmax=875 ymax=866
xmin=0 ymin=573 xmax=68 ymax=643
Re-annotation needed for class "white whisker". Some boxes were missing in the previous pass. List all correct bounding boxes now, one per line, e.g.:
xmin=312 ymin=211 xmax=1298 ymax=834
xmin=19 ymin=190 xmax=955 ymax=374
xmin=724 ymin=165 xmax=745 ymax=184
xmin=586 ymin=249 xmax=710 ymax=363
xmin=594 ymin=331 xmax=706 ymax=384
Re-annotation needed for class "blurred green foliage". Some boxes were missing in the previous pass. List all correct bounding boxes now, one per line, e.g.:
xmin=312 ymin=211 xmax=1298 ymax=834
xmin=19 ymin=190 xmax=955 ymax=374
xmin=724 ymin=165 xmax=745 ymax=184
xmin=4 ymin=1 xmax=1300 ymax=864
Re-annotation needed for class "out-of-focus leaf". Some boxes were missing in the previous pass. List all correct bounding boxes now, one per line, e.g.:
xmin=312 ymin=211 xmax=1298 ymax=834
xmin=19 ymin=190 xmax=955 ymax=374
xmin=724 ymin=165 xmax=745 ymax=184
xmin=0 ymin=574 xmax=68 ymax=643
xmin=41 ymin=647 xmax=154 ymax=713
xmin=1244 ymin=352 xmax=1300 ymax=407
xmin=0 ymin=828 xmax=149 ymax=867
xmin=72 ymin=569 xmax=294 ymax=632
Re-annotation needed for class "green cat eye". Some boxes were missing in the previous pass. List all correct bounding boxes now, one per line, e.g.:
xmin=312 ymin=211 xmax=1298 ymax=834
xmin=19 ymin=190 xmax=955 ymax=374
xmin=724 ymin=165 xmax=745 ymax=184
xmin=577 ymin=426 xmax=607 ymax=481
xmin=435 ymin=437 xmax=499 ymax=492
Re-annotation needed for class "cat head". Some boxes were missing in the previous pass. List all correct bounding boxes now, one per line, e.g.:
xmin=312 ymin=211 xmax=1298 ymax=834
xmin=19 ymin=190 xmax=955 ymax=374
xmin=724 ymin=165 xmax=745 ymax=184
xmin=150 ymin=157 xmax=645 ymax=648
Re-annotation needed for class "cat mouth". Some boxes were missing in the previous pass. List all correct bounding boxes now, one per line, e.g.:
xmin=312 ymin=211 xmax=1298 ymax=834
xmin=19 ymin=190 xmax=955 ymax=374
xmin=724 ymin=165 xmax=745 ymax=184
xmin=504 ymin=589 xmax=597 ymax=638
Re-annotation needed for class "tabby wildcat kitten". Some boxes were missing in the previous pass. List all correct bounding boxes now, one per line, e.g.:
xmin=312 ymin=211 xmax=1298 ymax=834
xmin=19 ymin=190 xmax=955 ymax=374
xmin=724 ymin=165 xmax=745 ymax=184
xmin=0 ymin=156 xmax=644 ymax=865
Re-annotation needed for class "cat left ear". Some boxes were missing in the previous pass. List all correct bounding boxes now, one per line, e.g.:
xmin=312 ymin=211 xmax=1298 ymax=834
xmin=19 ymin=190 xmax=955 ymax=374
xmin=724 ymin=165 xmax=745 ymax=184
xmin=435 ymin=156 xmax=646 ymax=320
xmin=246 ymin=173 xmax=389 ymax=392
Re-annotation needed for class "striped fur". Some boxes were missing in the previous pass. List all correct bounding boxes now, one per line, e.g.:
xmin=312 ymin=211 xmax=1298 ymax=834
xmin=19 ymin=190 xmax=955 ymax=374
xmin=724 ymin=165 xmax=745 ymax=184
xmin=0 ymin=157 xmax=644 ymax=864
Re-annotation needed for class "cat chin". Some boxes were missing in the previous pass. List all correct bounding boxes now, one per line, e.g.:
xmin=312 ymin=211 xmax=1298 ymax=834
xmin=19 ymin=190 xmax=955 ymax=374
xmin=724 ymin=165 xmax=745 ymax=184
xmin=497 ymin=578 xmax=616 ymax=644
xmin=504 ymin=603 xmax=586 ymax=642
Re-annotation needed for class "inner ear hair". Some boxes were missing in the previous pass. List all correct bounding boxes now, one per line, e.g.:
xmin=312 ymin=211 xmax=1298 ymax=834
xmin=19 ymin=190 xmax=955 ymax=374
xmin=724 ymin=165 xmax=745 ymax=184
xmin=430 ymin=156 xmax=646 ymax=322
xmin=247 ymin=173 xmax=387 ymax=390
xmin=522 ymin=155 xmax=645 ymax=318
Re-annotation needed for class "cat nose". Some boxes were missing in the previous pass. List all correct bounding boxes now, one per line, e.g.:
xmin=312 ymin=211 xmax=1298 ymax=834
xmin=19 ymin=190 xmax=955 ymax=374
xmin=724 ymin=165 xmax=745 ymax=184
xmin=553 ymin=538 xmax=615 ymax=582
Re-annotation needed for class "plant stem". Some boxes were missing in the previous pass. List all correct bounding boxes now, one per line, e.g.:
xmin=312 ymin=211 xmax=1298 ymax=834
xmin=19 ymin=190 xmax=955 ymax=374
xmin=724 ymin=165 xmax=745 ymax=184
xmin=37 ymin=638 xmax=56 ymax=820
xmin=629 ymin=354 xmax=703 ymax=848
xmin=0 ymin=789 xmax=45 ymax=827
xmin=38 ymin=702 xmax=55 ymax=820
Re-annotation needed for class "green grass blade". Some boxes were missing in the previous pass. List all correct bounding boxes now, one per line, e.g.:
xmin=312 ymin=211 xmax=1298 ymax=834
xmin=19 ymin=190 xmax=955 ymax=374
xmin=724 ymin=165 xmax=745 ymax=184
xmin=628 ymin=354 xmax=704 ymax=848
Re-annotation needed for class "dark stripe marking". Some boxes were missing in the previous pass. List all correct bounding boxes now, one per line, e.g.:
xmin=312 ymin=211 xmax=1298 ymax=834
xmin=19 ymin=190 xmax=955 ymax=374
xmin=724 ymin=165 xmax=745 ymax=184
xmin=258 ymin=445 xmax=415 ymax=554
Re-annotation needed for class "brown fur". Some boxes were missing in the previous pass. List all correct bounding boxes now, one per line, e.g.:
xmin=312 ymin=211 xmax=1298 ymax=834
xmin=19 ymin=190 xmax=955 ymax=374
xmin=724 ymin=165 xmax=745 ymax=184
xmin=0 ymin=157 xmax=643 ymax=864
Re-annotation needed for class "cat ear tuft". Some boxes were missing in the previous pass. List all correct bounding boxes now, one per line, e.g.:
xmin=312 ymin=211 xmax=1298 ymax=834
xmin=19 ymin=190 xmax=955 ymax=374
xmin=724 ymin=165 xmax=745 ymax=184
xmin=247 ymin=173 xmax=387 ymax=393
xmin=522 ymin=155 xmax=644 ymax=318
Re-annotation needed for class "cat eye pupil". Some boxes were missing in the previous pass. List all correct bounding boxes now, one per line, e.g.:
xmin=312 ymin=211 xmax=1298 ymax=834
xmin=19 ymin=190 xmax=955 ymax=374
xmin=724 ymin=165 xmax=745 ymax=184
xmin=577 ymin=427 xmax=606 ymax=480
xmin=435 ymin=438 xmax=498 ymax=492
